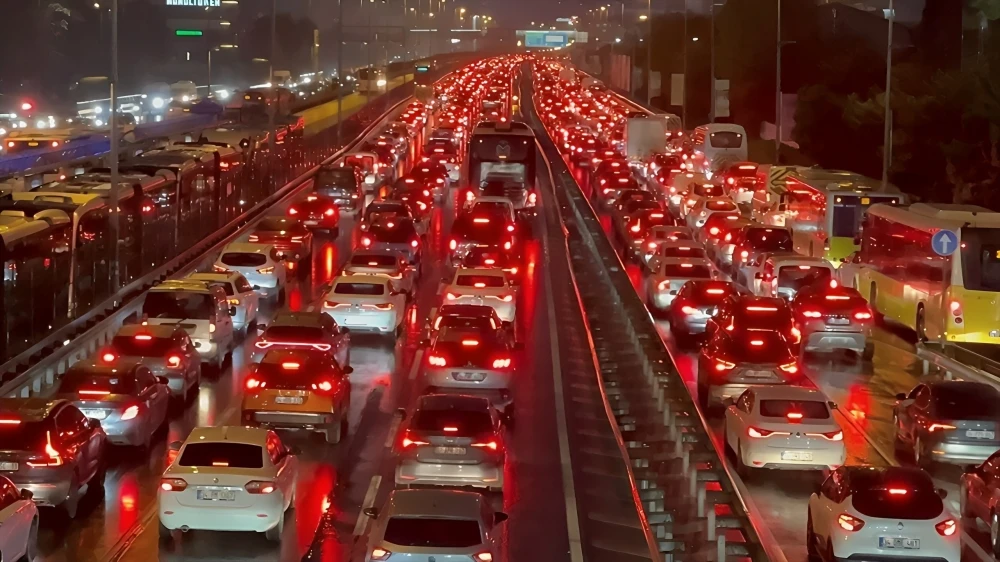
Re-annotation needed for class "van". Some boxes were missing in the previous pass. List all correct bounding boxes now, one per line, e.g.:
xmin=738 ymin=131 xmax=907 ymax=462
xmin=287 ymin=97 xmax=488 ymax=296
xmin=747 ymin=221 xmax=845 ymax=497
xmin=141 ymin=279 xmax=236 ymax=370
xmin=690 ymin=124 xmax=748 ymax=174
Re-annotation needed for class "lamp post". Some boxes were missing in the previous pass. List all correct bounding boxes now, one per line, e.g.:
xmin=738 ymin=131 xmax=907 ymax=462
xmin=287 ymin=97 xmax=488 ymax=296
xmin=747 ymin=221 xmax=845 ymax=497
xmin=207 ymin=44 xmax=237 ymax=100
xmin=337 ymin=0 xmax=344 ymax=142
xmin=109 ymin=0 xmax=120 ymax=298
xmin=882 ymin=0 xmax=894 ymax=188
xmin=775 ymin=0 xmax=782 ymax=158
xmin=645 ymin=0 xmax=651 ymax=105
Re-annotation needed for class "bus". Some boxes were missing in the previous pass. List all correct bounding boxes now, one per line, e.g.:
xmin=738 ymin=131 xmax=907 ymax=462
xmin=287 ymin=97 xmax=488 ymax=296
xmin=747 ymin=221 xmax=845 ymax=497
xmin=468 ymin=121 xmax=537 ymax=214
xmin=778 ymin=169 xmax=905 ymax=262
xmin=855 ymin=203 xmax=1000 ymax=344
xmin=356 ymin=67 xmax=388 ymax=95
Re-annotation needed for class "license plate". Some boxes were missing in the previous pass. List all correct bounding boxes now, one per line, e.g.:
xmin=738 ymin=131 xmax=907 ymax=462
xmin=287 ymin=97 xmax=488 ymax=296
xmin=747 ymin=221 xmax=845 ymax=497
xmin=304 ymin=220 xmax=318 ymax=226
xmin=197 ymin=489 xmax=236 ymax=501
xmin=879 ymin=537 xmax=919 ymax=550
xmin=27 ymin=142 xmax=38 ymax=147
xmin=781 ymin=451 xmax=813 ymax=461
xmin=434 ymin=446 xmax=467 ymax=455
xmin=81 ymin=409 xmax=109 ymax=420
xmin=968 ymin=429 xmax=995 ymax=439
xmin=826 ymin=317 xmax=850 ymax=325
xmin=275 ymin=396 xmax=304 ymax=405
xmin=0 ymin=462 xmax=18 ymax=471
xmin=745 ymin=371 xmax=774 ymax=379
xmin=453 ymin=372 xmax=485 ymax=381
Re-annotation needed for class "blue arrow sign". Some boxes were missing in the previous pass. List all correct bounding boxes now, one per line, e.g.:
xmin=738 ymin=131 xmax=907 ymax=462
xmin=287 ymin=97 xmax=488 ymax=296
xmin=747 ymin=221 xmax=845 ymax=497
xmin=931 ymin=229 xmax=959 ymax=257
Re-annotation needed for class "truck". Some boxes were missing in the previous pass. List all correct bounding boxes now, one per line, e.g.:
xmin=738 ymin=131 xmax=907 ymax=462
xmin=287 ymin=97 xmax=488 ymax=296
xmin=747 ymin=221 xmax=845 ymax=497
xmin=624 ymin=116 xmax=666 ymax=161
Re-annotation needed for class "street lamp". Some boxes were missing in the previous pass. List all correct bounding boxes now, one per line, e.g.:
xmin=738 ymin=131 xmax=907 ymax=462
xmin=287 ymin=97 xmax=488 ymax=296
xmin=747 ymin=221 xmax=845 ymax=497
xmin=208 ymin=44 xmax=238 ymax=100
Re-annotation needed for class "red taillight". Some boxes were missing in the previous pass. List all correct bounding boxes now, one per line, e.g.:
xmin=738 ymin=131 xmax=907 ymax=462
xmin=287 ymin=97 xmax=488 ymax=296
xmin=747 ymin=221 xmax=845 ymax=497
xmin=472 ymin=439 xmax=500 ymax=451
xmin=681 ymin=306 xmax=698 ymax=315
xmin=786 ymin=412 xmax=803 ymax=422
xmin=245 ymin=480 xmax=277 ymax=494
xmin=101 ymin=352 xmax=116 ymax=363
xmin=245 ymin=377 xmax=264 ymax=390
xmin=837 ymin=513 xmax=865 ymax=532
xmin=854 ymin=310 xmax=872 ymax=321
xmin=445 ymin=292 xmax=458 ymax=300
xmin=748 ymin=426 xmax=789 ymax=438
xmin=709 ymin=227 xmax=720 ymax=235
xmin=288 ymin=207 xmax=299 ymax=215
xmin=325 ymin=208 xmax=336 ymax=217
xmin=27 ymin=431 xmax=63 ymax=467
xmin=428 ymin=354 xmax=447 ymax=367
xmin=936 ymin=519 xmax=957 ymax=537
xmin=928 ymin=423 xmax=956 ymax=432
xmin=492 ymin=357 xmax=511 ymax=369
xmin=312 ymin=380 xmax=335 ymax=392
xmin=167 ymin=355 xmax=182 ymax=367
xmin=121 ymin=404 xmax=140 ymax=421
xmin=160 ymin=478 xmax=188 ymax=492
xmin=801 ymin=309 xmax=822 ymax=319
xmin=370 ymin=548 xmax=392 ymax=561
xmin=449 ymin=239 xmax=458 ymax=250
xmin=714 ymin=359 xmax=736 ymax=372
xmin=806 ymin=430 xmax=844 ymax=441
xmin=401 ymin=430 xmax=429 ymax=448
xmin=361 ymin=236 xmax=372 ymax=247
xmin=411 ymin=239 xmax=419 ymax=248
xmin=779 ymin=362 xmax=799 ymax=374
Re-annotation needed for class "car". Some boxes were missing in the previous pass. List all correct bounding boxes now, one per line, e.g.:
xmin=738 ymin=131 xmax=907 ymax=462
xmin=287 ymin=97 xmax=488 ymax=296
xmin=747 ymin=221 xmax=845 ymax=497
xmin=960 ymin=450 xmax=1000 ymax=554
xmin=424 ymin=151 xmax=461 ymax=183
xmin=394 ymin=394 xmax=506 ymax=490
xmin=648 ymin=240 xmax=709 ymax=263
xmin=619 ymin=207 xmax=672 ymax=258
xmin=448 ymin=213 xmax=516 ymax=264
xmin=141 ymin=279 xmax=236 ymax=371
xmin=730 ymin=225 xmax=794 ymax=277
xmin=712 ymin=294 xmax=802 ymax=353
xmin=685 ymin=196 xmax=740 ymax=230
xmin=754 ymin=255 xmax=836 ymax=301
xmin=723 ymin=386 xmax=845 ymax=476
xmin=158 ymin=426 xmax=299 ymax=541
xmin=442 ymin=268 xmax=517 ymax=325
xmin=361 ymin=201 xmax=415 ymax=232
xmin=342 ymin=250 xmax=414 ymax=295
xmin=697 ymin=326 xmax=799 ymax=410
xmin=361 ymin=488 xmax=508 ymax=562
xmin=462 ymin=244 xmax=523 ymax=284
xmin=407 ymin=161 xmax=451 ymax=200
xmin=359 ymin=217 xmax=422 ymax=267
xmin=668 ymin=280 xmax=742 ymax=347
xmin=700 ymin=212 xmax=745 ymax=252
xmin=423 ymin=304 xmax=510 ymax=345
xmin=287 ymin=193 xmax=341 ymax=232
xmin=242 ymin=350 xmax=353 ymax=443
xmin=316 ymin=162 xmax=365 ymax=199
xmin=56 ymin=359 xmax=170 ymax=447
xmin=214 ymin=242 xmax=287 ymax=304
xmin=0 ymin=474 xmax=38 ymax=562
xmin=423 ymin=326 xmax=516 ymax=417
xmin=641 ymin=226 xmax=695 ymax=263
xmin=791 ymin=282 xmax=874 ymax=359
xmin=719 ymin=161 xmax=762 ymax=205
xmin=0 ymin=398 xmax=106 ymax=518
xmin=99 ymin=323 xmax=202 ymax=400
xmin=738 ymin=251 xmax=798 ymax=294
xmin=322 ymin=275 xmax=407 ymax=336
xmin=595 ymin=172 xmax=639 ymax=206
xmin=249 ymin=217 xmax=313 ymax=268
xmin=807 ymin=467 xmax=958 ymax=562
xmin=644 ymin=257 xmax=717 ymax=312
xmin=388 ymin=185 xmax=434 ymax=221
xmin=894 ymin=381 xmax=1000 ymax=467
xmin=255 ymin=311 xmax=351 ymax=368
xmin=186 ymin=271 xmax=261 ymax=337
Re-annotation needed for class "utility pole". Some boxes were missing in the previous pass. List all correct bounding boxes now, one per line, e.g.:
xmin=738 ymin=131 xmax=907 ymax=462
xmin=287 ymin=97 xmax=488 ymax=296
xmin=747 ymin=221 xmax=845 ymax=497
xmin=881 ymin=0 xmax=894 ymax=188
xmin=709 ymin=0 xmax=715 ymax=122
xmin=109 ymin=0 xmax=120 ymax=296
xmin=337 ymin=0 xmax=344 ymax=141
xmin=207 ymin=48 xmax=213 ymax=98
xmin=682 ymin=0 xmax=688 ymax=127
xmin=269 ymin=0 xmax=276 ymax=83
xmin=645 ymin=0 xmax=651 ymax=105
xmin=774 ymin=0 xmax=782 ymax=160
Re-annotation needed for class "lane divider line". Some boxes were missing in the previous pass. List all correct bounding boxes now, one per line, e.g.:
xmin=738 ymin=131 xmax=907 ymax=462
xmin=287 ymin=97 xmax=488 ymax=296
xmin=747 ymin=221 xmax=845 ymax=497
xmin=408 ymin=349 xmax=424 ymax=380
xmin=385 ymin=415 xmax=401 ymax=448
xmin=354 ymin=475 xmax=382 ymax=536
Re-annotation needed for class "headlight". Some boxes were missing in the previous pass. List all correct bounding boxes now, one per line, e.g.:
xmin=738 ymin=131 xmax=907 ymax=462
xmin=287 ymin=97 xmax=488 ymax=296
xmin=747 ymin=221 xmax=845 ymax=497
xmin=181 ymin=95 xmax=190 ymax=102
xmin=94 ymin=106 xmax=103 ymax=114
xmin=151 ymin=97 xmax=164 ymax=109
xmin=376 ymin=79 xmax=387 ymax=87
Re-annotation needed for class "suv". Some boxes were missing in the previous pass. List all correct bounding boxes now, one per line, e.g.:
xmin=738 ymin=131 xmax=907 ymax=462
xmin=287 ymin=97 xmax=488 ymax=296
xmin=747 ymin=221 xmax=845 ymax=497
xmin=142 ymin=279 xmax=236 ymax=370
xmin=255 ymin=311 xmax=351 ymax=368
xmin=316 ymin=163 xmax=364 ymax=206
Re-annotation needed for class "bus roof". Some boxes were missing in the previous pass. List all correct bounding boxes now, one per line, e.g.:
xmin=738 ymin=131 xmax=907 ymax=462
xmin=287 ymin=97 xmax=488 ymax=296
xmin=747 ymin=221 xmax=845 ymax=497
xmin=867 ymin=202 xmax=1000 ymax=231
xmin=471 ymin=121 xmax=535 ymax=137
xmin=787 ymin=169 xmax=901 ymax=196
xmin=0 ymin=209 xmax=71 ymax=246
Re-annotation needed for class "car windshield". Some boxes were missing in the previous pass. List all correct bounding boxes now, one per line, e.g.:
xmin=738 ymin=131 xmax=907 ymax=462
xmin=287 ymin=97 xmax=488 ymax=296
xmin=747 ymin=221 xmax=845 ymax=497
xmin=0 ymin=421 xmax=48 ymax=451
xmin=333 ymin=282 xmax=386 ymax=296
xmin=849 ymin=469 xmax=943 ymax=520
xmin=60 ymin=372 xmax=135 ymax=394
xmin=350 ymin=254 xmax=396 ymax=267
xmin=221 ymin=252 xmax=268 ymax=267
xmin=660 ymin=264 xmax=713 ymax=278
xmin=111 ymin=335 xmax=175 ymax=356
xmin=746 ymin=229 xmax=793 ymax=252
xmin=178 ymin=443 xmax=264 ymax=469
xmin=777 ymin=265 xmax=832 ymax=291
xmin=758 ymin=400 xmax=830 ymax=420
xmin=652 ymin=230 xmax=692 ymax=241
xmin=933 ymin=384 xmax=1000 ymax=420
xmin=456 ymin=275 xmax=504 ymax=288
xmin=383 ymin=517 xmax=482 ymax=548
xmin=317 ymin=168 xmax=358 ymax=187
xmin=143 ymin=292 xmax=214 ymax=320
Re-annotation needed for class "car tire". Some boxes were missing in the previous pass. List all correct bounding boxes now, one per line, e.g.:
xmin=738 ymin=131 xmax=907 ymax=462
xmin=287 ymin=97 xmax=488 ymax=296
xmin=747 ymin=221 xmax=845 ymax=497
xmin=736 ymin=442 xmax=751 ymax=480
xmin=325 ymin=416 xmax=344 ymax=445
xmin=806 ymin=513 xmax=821 ymax=562
xmin=265 ymin=510 xmax=284 ymax=542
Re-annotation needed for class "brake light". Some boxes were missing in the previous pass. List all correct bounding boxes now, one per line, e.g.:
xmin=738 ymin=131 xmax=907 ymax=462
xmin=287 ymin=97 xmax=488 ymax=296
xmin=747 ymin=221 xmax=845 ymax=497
xmin=474 ymin=218 xmax=490 ymax=224
xmin=449 ymin=239 xmax=458 ymax=250
xmin=361 ymin=236 xmax=371 ymax=247
xmin=167 ymin=355 xmax=182 ymax=368
xmin=401 ymin=430 xmax=429 ymax=448
xmin=714 ymin=359 xmax=736 ymax=372
xmin=312 ymin=380 xmax=335 ymax=392
xmin=806 ymin=430 xmax=844 ymax=441
xmin=630 ymin=224 xmax=641 ymax=233
xmin=79 ymin=390 xmax=111 ymax=397
xmin=492 ymin=357 xmax=511 ymax=369
xmin=101 ymin=352 xmax=116 ymax=363
xmin=748 ymin=427 xmax=788 ymax=438
xmin=325 ymin=208 xmax=336 ymax=217
xmin=503 ymin=241 xmax=512 ymax=250
xmin=750 ymin=340 xmax=764 ymax=346
xmin=786 ymin=412 xmax=803 ymax=422
xmin=245 ymin=377 xmax=264 ymax=390
xmin=709 ymin=227 xmax=720 ymax=235
xmin=160 ymin=478 xmax=188 ymax=492
xmin=936 ymin=519 xmax=957 ymax=537
xmin=245 ymin=481 xmax=276 ymax=494
xmin=681 ymin=306 xmax=698 ymax=315
xmin=854 ymin=310 xmax=872 ymax=321
xmin=472 ymin=440 xmax=499 ymax=451
xmin=837 ymin=514 xmax=865 ymax=532
xmin=928 ymin=423 xmax=956 ymax=432
xmin=289 ymin=207 xmax=299 ymax=215
xmin=446 ymin=292 xmax=458 ymax=300
xmin=248 ymin=235 xmax=259 ymax=242
xmin=428 ymin=354 xmax=447 ymax=367
xmin=27 ymin=431 xmax=63 ymax=467
xmin=790 ymin=326 xmax=801 ymax=343
xmin=213 ymin=265 xmax=229 ymax=272
xmin=802 ymin=309 xmax=823 ymax=318
xmin=779 ymin=362 xmax=799 ymax=374
xmin=705 ymin=288 xmax=725 ymax=295
xmin=370 ymin=548 xmax=392 ymax=561
xmin=121 ymin=405 xmax=140 ymax=421
xmin=257 ymin=266 xmax=275 ymax=274
xmin=282 ymin=362 xmax=300 ymax=370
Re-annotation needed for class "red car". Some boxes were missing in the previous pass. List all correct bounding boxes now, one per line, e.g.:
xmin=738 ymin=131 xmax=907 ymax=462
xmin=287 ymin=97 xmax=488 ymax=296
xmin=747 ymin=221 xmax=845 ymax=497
xmin=288 ymin=194 xmax=339 ymax=233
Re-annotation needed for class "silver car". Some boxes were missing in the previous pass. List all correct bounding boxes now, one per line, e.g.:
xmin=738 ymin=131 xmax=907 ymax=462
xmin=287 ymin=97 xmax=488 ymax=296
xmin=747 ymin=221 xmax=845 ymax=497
xmin=103 ymin=324 xmax=201 ymax=400
xmin=395 ymin=394 xmax=505 ymax=490
xmin=56 ymin=360 xmax=170 ymax=447
xmin=423 ymin=327 xmax=516 ymax=416
xmin=360 ymin=217 xmax=422 ymax=266
xmin=644 ymin=257 xmax=718 ymax=312
xmin=362 ymin=488 xmax=507 ymax=562
xmin=791 ymin=284 xmax=874 ymax=359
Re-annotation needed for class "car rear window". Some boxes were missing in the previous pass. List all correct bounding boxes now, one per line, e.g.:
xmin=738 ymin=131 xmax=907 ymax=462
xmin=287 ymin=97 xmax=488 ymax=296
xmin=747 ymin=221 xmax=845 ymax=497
xmin=728 ymin=331 xmax=792 ymax=361
xmin=111 ymin=335 xmax=175 ymax=356
xmin=350 ymin=254 xmax=397 ymax=267
xmin=456 ymin=275 xmax=504 ymax=288
xmin=692 ymin=184 xmax=723 ymax=197
xmin=333 ymin=282 xmax=386 ymax=296
xmin=660 ymin=264 xmax=713 ymax=278
xmin=758 ymin=400 xmax=830 ymax=420
xmin=143 ymin=292 xmax=214 ymax=320
xmin=60 ymin=372 xmax=136 ymax=394
xmin=257 ymin=218 xmax=305 ymax=233
xmin=178 ymin=442 xmax=264 ymax=469
xmin=706 ymin=200 xmax=738 ymax=211
xmin=849 ymin=470 xmax=943 ymax=520
xmin=745 ymin=229 xmax=792 ymax=251
xmin=317 ymin=168 xmax=359 ymax=186
xmin=777 ymin=265 xmax=832 ymax=291
xmin=933 ymin=384 xmax=1000 ymax=420
xmin=383 ymin=517 xmax=482 ymax=548
xmin=660 ymin=247 xmax=706 ymax=259
xmin=370 ymin=222 xmax=417 ymax=243
xmin=412 ymin=408 xmax=493 ymax=435
xmin=738 ymin=305 xmax=791 ymax=329
xmin=263 ymin=326 xmax=324 ymax=341
xmin=221 ymin=252 xmax=268 ymax=267
xmin=0 ymin=421 xmax=48 ymax=451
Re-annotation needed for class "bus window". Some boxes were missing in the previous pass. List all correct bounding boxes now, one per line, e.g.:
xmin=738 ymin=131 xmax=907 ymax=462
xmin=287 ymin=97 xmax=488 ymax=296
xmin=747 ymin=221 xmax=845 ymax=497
xmin=961 ymin=228 xmax=1000 ymax=292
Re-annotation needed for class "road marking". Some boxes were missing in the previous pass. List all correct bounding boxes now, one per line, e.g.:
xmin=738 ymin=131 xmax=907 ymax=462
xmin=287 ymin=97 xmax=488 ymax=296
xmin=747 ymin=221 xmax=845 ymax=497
xmin=408 ymin=349 xmax=424 ymax=380
xmin=354 ymin=475 xmax=383 ymax=536
xmin=385 ymin=415 xmax=401 ymax=448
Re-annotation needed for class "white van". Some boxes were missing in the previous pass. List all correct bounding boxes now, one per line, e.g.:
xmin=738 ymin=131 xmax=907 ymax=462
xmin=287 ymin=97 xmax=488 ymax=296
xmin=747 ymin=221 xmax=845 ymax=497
xmin=690 ymin=124 xmax=748 ymax=174
xmin=142 ymin=279 xmax=236 ymax=370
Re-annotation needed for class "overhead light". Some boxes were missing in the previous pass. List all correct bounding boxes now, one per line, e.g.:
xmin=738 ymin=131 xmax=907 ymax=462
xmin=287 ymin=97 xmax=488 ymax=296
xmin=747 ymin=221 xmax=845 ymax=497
xmin=450 ymin=38 xmax=461 ymax=44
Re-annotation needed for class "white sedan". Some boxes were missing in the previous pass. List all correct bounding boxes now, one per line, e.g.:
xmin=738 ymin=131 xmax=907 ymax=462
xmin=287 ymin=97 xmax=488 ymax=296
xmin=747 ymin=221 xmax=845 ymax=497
xmin=723 ymin=386 xmax=845 ymax=475
xmin=442 ymin=268 xmax=517 ymax=324
xmin=158 ymin=426 xmax=298 ymax=542
xmin=0 ymin=476 xmax=38 ymax=562
xmin=807 ymin=466 xmax=959 ymax=562
xmin=322 ymin=275 xmax=407 ymax=335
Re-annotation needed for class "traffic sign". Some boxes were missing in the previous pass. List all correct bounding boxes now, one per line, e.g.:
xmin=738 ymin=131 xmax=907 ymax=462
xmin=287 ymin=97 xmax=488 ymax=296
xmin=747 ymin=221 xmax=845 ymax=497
xmin=175 ymin=29 xmax=204 ymax=37
xmin=931 ymin=229 xmax=959 ymax=257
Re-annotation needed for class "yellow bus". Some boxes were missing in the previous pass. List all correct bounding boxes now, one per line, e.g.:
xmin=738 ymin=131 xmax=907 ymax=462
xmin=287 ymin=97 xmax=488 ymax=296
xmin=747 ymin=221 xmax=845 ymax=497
xmin=856 ymin=203 xmax=1000 ymax=344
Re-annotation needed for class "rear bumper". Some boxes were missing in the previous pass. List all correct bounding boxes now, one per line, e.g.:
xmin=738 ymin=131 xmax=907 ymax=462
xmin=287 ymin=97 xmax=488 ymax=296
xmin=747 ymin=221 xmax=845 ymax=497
xmin=245 ymin=410 xmax=336 ymax=430
xmin=741 ymin=441 xmax=845 ymax=470
xmin=803 ymin=330 xmax=868 ymax=353
xmin=159 ymin=493 xmax=284 ymax=532
xmin=16 ymin=479 xmax=72 ymax=507
xmin=926 ymin=440 xmax=1000 ymax=464
xmin=395 ymin=459 xmax=503 ymax=488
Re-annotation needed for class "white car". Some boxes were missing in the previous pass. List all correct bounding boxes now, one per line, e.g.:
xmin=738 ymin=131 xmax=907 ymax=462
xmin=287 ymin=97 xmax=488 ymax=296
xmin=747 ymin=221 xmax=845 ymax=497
xmin=159 ymin=426 xmax=298 ymax=542
xmin=807 ymin=466 xmax=959 ymax=562
xmin=186 ymin=271 xmax=261 ymax=336
xmin=644 ymin=257 xmax=717 ymax=311
xmin=214 ymin=242 xmax=288 ymax=304
xmin=0 ymin=476 xmax=38 ymax=562
xmin=723 ymin=386 xmax=845 ymax=475
xmin=322 ymin=275 xmax=407 ymax=335
xmin=362 ymin=488 xmax=507 ymax=562
xmin=754 ymin=255 xmax=835 ymax=301
xmin=686 ymin=197 xmax=741 ymax=230
xmin=442 ymin=268 xmax=517 ymax=324
xmin=342 ymin=250 xmax=415 ymax=295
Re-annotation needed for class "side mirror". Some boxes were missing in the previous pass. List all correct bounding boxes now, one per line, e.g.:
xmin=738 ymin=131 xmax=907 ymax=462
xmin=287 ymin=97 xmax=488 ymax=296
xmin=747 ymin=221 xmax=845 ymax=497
xmin=229 ymin=306 xmax=237 ymax=316
xmin=253 ymin=285 xmax=261 ymax=291
xmin=344 ymin=366 xmax=354 ymax=375
xmin=19 ymin=489 xmax=32 ymax=501
xmin=895 ymin=393 xmax=907 ymax=401
xmin=168 ymin=440 xmax=183 ymax=452
xmin=396 ymin=407 xmax=408 ymax=421
xmin=88 ymin=418 xmax=101 ymax=430
xmin=363 ymin=507 xmax=379 ymax=519
xmin=722 ymin=397 xmax=735 ymax=408
xmin=936 ymin=488 xmax=948 ymax=499
xmin=493 ymin=512 xmax=509 ymax=524
xmin=341 ymin=327 xmax=351 ymax=335
xmin=156 ymin=375 xmax=170 ymax=386
xmin=828 ymin=401 xmax=838 ymax=410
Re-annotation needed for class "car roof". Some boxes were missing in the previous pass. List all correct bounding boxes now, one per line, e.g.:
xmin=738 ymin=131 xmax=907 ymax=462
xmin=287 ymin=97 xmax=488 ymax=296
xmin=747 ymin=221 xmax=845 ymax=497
xmin=270 ymin=311 xmax=328 ymax=327
xmin=116 ymin=323 xmax=180 ymax=338
xmin=749 ymin=385 xmax=827 ymax=402
xmin=385 ymin=488 xmax=485 ymax=518
xmin=185 ymin=425 xmax=270 ymax=446
xmin=333 ymin=274 xmax=389 ymax=285
xmin=658 ymin=257 xmax=713 ymax=267
xmin=0 ymin=398 xmax=62 ymax=421
xmin=187 ymin=272 xmax=240 ymax=284
xmin=223 ymin=242 xmax=276 ymax=254
xmin=455 ymin=267 xmax=505 ymax=278
xmin=149 ymin=279 xmax=213 ymax=293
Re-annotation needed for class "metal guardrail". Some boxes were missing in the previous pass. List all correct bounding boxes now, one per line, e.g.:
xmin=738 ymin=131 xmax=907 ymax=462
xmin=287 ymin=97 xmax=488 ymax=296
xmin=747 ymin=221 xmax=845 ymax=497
xmin=915 ymin=342 xmax=1000 ymax=384
xmin=526 ymin=78 xmax=773 ymax=561
xmin=0 ymin=93 xmax=416 ymax=401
